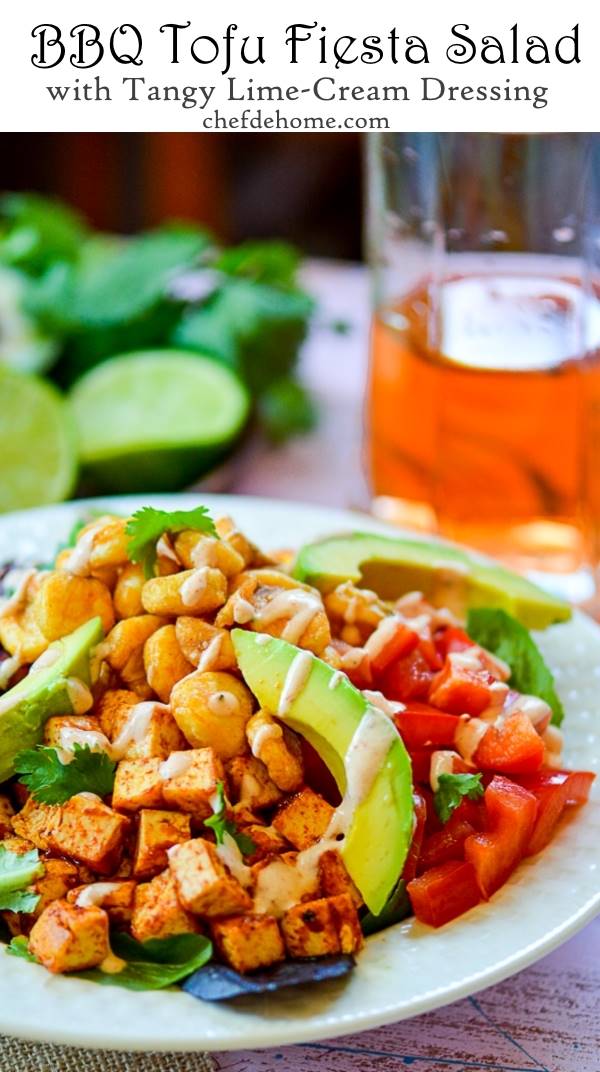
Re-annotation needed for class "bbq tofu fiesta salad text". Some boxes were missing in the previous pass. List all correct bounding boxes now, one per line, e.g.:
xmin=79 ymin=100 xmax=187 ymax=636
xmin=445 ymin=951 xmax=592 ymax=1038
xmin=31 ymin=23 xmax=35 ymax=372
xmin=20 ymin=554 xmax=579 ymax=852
xmin=0 ymin=506 xmax=594 ymax=997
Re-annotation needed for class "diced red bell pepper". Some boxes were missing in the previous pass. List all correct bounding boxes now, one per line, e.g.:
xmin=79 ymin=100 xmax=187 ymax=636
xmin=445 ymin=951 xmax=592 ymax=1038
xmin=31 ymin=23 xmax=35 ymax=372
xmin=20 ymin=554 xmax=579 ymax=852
xmin=474 ymin=711 xmax=545 ymax=775
xmin=394 ymin=703 xmax=461 ymax=749
xmin=429 ymin=656 xmax=494 ymax=716
xmin=435 ymin=626 xmax=475 ymax=660
xmin=369 ymin=622 xmax=420 ymax=676
xmin=409 ymin=748 xmax=435 ymax=784
xmin=418 ymin=814 xmax=476 ymax=873
xmin=512 ymin=769 xmax=596 ymax=855
xmin=407 ymin=859 xmax=481 ymax=927
xmin=464 ymin=775 xmax=538 ymax=898
xmin=379 ymin=649 xmax=435 ymax=702
xmin=329 ymin=640 xmax=373 ymax=689
xmin=402 ymin=790 xmax=428 ymax=883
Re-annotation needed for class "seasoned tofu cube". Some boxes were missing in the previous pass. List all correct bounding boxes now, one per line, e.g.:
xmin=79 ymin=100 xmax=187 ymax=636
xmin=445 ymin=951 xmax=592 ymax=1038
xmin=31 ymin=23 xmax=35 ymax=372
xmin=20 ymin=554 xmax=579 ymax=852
xmin=34 ymin=572 xmax=115 ymax=640
xmin=0 ymin=794 xmax=15 ymax=838
xmin=104 ymin=697 xmax=186 ymax=761
xmin=49 ymin=795 xmax=130 ymax=875
xmin=31 ymin=859 xmax=80 ymax=916
xmin=226 ymin=756 xmax=283 ymax=810
xmin=272 ymin=788 xmax=334 ymax=850
xmin=318 ymin=849 xmax=363 ymax=908
xmin=112 ymin=758 xmax=165 ymax=811
xmin=133 ymin=809 xmax=191 ymax=878
xmin=282 ymin=894 xmax=363 ymax=958
xmin=28 ymin=899 xmax=110 ymax=973
xmin=97 ymin=688 xmax=138 ymax=737
xmin=168 ymin=838 xmax=252 ymax=917
xmin=11 ymin=799 xmax=61 ymax=851
xmin=241 ymin=824 xmax=288 ymax=864
xmin=211 ymin=914 xmax=285 ymax=973
xmin=141 ymin=568 xmax=228 ymax=617
xmin=246 ymin=711 xmax=304 ymax=792
xmin=131 ymin=869 xmax=200 ymax=942
xmin=161 ymin=749 xmax=224 ymax=817
xmin=43 ymin=714 xmax=102 ymax=748
xmin=67 ymin=880 xmax=137 ymax=926
xmin=143 ymin=624 xmax=194 ymax=703
xmin=170 ymin=670 xmax=253 ymax=760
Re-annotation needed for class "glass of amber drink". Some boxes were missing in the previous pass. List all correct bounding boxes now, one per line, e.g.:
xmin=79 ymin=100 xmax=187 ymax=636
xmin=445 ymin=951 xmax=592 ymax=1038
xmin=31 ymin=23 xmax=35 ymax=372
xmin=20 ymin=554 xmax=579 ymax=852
xmin=366 ymin=133 xmax=600 ymax=604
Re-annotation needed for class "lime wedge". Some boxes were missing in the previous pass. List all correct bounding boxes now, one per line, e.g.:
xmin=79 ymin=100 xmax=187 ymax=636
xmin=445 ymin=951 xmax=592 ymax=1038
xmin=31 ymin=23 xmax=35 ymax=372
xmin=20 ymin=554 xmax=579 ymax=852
xmin=0 ymin=368 xmax=76 ymax=512
xmin=69 ymin=350 xmax=249 ymax=493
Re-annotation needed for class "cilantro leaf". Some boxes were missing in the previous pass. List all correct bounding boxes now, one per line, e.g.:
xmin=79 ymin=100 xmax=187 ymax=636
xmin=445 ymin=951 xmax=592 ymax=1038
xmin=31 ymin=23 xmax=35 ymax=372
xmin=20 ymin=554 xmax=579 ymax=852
xmin=204 ymin=781 xmax=256 ymax=856
xmin=361 ymin=878 xmax=412 ymax=937
xmin=467 ymin=607 xmax=564 ymax=726
xmin=7 ymin=932 xmax=213 ymax=990
xmin=0 ymin=844 xmax=44 ymax=912
xmin=126 ymin=505 xmax=217 ymax=578
xmin=434 ymin=773 xmax=484 ymax=824
xmin=14 ymin=745 xmax=116 ymax=805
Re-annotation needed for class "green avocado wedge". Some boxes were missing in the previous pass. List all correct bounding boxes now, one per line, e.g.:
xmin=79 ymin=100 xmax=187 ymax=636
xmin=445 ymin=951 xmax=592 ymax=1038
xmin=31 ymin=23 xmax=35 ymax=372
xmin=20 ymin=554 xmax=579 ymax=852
xmin=293 ymin=532 xmax=571 ymax=630
xmin=0 ymin=617 xmax=103 ymax=783
xmin=232 ymin=629 xmax=413 ymax=915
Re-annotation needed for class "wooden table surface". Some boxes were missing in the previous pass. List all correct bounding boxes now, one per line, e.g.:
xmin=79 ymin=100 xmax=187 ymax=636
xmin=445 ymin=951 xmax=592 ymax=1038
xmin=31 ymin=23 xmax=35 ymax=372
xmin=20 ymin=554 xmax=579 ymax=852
xmin=219 ymin=260 xmax=600 ymax=1072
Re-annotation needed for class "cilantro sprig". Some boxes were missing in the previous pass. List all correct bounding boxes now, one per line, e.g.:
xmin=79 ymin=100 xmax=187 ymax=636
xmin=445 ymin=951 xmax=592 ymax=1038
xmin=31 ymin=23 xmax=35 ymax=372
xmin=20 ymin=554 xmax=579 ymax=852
xmin=126 ymin=505 xmax=217 ymax=578
xmin=204 ymin=781 xmax=256 ymax=856
xmin=434 ymin=773 xmax=484 ymax=824
xmin=14 ymin=744 xmax=116 ymax=805
xmin=0 ymin=845 xmax=44 ymax=913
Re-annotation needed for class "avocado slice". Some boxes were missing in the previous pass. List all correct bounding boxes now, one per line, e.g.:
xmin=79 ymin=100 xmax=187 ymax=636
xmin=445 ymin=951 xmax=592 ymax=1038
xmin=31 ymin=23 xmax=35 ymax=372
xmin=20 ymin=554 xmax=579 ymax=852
xmin=293 ymin=533 xmax=570 ymax=630
xmin=232 ymin=629 xmax=413 ymax=915
xmin=0 ymin=616 xmax=103 ymax=783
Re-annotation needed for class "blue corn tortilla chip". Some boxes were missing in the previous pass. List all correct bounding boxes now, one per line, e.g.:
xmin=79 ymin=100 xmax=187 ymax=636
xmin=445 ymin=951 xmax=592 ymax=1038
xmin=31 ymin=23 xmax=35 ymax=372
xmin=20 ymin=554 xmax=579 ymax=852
xmin=183 ymin=954 xmax=355 ymax=1002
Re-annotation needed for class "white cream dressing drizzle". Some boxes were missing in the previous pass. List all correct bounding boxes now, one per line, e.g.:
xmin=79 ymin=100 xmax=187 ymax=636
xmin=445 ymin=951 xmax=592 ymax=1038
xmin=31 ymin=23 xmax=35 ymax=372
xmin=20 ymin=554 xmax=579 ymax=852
xmin=250 ymin=721 xmax=282 ymax=760
xmin=326 ymin=706 xmax=398 ymax=839
xmin=75 ymin=882 xmax=123 ymax=908
xmin=29 ymin=644 xmax=61 ymax=673
xmin=0 ymin=652 xmax=22 ymax=690
xmin=233 ymin=596 xmax=255 ymax=624
xmin=65 ymin=677 xmax=94 ymax=714
xmin=253 ymin=849 xmax=322 ymax=917
xmin=338 ymin=647 xmax=365 ymax=670
xmin=0 ymin=568 xmax=36 ymax=618
xmin=208 ymin=691 xmax=240 ymax=717
xmin=100 ymin=951 xmax=127 ymax=975
xmin=215 ymin=832 xmax=253 ymax=887
xmin=240 ymin=770 xmax=263 ymax=804
xmin=328 ymin=670 xmax=345 ymax=691
xmin=111 ymin=701 xmax=167 ymax=759
xmin=75 ymin=792 xmax=102 ymax=802
xmin=156 ymin=534 xmax=180 ymax=564
xmin=362 ymin=689 xmax=405 ymax=718
xmin=480 ymin=680 xmax=510 ymax=721
xmin=197 ymin=634 xmax=222 ymax=671
xmin=159 ymin=751 xmax=194 ymax=781
xmin=363 ymin=615 xmax=402 ymax=660
xmin=191 ymin=537 xmax=220 ymax=568
xmin=429 ymin=750 xmax=459 ymax=792
xmin=499 ymin=693 xmax=552 ymax=729
xmin=254 ymin=588 xmax=322 ymax=645
xmin=278 ymin=650 xmax=313 ymax=717
xmin=62 ymin=522 xmax=104 ymax=576
xmin=57 ymin=727 xmax=113 ymax=764
xmin=455 ymin=716 xmax=489 ymax=764
xmin=255 ymin=633 xmax=271 ymax=646
xmin=180 ymin=567 xmax=211 ymax=608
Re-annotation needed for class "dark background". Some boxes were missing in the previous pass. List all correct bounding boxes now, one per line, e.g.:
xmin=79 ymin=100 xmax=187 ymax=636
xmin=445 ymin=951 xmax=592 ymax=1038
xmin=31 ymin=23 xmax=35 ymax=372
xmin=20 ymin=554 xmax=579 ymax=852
xmin=1 ymin=133 xmax=363 ymax=258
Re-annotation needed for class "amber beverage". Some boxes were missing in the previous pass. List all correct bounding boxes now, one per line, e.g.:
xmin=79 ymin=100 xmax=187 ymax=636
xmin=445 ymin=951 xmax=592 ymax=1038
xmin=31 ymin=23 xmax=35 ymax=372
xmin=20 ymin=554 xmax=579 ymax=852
xmin=366 ymin=135 xmax=600 ymax=600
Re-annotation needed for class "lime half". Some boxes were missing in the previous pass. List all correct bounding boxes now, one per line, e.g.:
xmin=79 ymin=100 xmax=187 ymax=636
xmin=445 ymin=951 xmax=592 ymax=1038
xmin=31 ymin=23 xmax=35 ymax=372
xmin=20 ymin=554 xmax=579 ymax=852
xmin=69 ymin=350 xmax=249 ymax=493
xmin=0 ymin=368 xmax=76 ymax=512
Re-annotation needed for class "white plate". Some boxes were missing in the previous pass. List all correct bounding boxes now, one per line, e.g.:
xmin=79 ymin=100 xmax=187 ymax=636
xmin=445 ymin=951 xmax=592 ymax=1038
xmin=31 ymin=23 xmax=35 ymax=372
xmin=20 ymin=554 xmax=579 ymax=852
xmin=0 ymin=494 xmax=598 ymax=1053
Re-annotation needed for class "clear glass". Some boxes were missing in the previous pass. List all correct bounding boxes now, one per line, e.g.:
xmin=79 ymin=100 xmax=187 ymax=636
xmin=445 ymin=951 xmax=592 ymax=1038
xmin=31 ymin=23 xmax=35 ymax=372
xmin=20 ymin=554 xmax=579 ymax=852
xmin=365 ymin=133 xmax=600 ymax=606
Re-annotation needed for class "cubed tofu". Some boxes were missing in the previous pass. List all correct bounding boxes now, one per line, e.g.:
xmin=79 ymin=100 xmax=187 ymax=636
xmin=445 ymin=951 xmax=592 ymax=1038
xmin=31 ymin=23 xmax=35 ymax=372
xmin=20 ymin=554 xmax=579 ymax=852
xmin=175 ymin=618 xmax=236 ymax=672
xmin=169 ymin=838 xmax=252 ymax=917
xmin=241 ymin=824 xmax=288 ymax=865
xmin=31 ymin=859 xmax=80 ymax=916
xmin=246 ymin=710 xmax=304 ymax=792
xmin=161 ymin=748 xmax=224 ymax=817
xmin=170 ymin=670 xmax=253 ymax=760
xmin=0 ymin=794 xmax=15 ymax=838
xmin=28 ymin=899 xmax=110 ymax=973
xmin=33 ymin=572 xmax=115 ymax=641
xmin=104 ymin=697 xmax=186 ymax=761
xmin=282 ymin=894 xmax=363 ymax=958
xmin=97 ymin=688 xmax=138 ymax=737
xmin=143 ymin=624 xmax=194 ymax=703
xmin=49 ymin=795 xmax=130 ymax=875
xmin=11 ymin=799 xmax=61 ymax=851
xmin=112 ymin=758 xmax=165 ymax=811
xmin=226 ymin=756 xmax=283 ymax=810
xmin=66 ymin=880 xmax=137 ymax=926
xmin=318 ymin=849 xmax=363 ymax=908
xmin=141 ymin=568 xmax=228 ymax=617
xmin=211 ymin=914 xmax=285 ymax=973
xmin=272 ymin=788 xmax=334 ymax=850
xmin=133 ymin=809 xmax=191 ymax=879
xmin=131 ymin=869 xmax=200 ymax=942
xmin=43 ymin=714 xmax=102 ymax=748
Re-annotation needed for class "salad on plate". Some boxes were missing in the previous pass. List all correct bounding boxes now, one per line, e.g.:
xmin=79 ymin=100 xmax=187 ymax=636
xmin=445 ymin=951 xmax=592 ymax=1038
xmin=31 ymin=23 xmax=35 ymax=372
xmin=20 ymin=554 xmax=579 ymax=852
xmin=0 ymin=505 xmax=594 ymax=999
